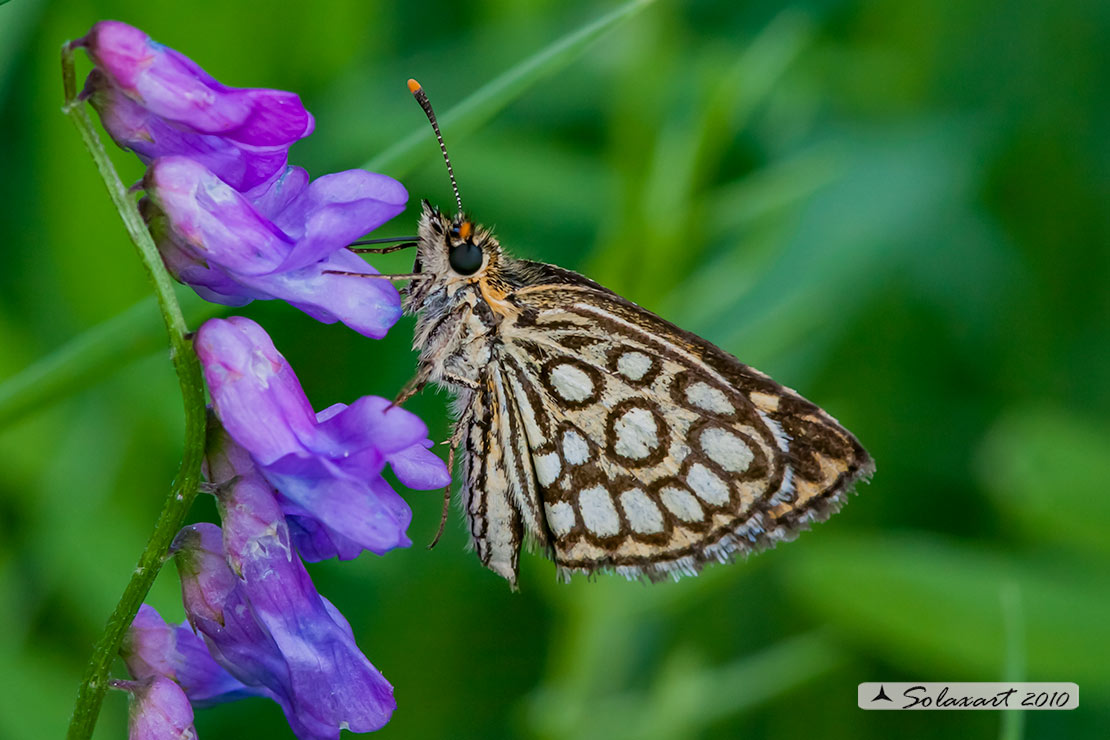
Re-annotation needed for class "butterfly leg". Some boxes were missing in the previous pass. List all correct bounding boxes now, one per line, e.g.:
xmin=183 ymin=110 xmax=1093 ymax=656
xmin=426 ymin=411 xmax=470 ymax=549
xmin=394 ymin=358 xmax=482 ymax=408
xmin=391 ymin=364 xmax=434 ymax=408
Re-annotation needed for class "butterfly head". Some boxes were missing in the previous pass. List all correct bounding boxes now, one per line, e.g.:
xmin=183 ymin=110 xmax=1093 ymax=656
xmin=414 ymin=200 xmax=501 ymax=283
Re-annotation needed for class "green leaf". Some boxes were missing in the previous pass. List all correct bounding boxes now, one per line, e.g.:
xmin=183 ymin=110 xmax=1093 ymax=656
xmin=781 ymin=534 xmax=1110 ymax=694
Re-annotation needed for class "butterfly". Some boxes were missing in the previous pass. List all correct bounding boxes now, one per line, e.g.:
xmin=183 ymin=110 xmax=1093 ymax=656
xmin=342 ymin=80 xmax=874 ymax=589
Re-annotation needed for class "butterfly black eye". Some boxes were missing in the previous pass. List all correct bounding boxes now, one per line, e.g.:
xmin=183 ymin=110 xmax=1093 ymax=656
xmin=449 ymin=242 xmax=484 ymax=275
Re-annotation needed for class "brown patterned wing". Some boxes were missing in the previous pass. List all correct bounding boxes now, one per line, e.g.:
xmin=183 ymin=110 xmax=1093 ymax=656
xmin=496 ymin=282 xmax=874 ymax=582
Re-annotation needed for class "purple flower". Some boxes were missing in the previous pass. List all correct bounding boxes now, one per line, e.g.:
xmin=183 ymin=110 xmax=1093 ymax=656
xmin=114 ymin=677 xmax=197 ymax=740
xmin=172 ymin=466 xmax=397 ymax=739
xmin=75 ymin=20 xmax=313 ymax=191
xmin=143 ymin=157 xmax=406 ymax=338
xmin=195 ymin=316 xmax=450 ymax=560
xmin=74 ymin=20 xmax=409 ymax=337
xmin=123 ymin=603 xmax=264 ymax=708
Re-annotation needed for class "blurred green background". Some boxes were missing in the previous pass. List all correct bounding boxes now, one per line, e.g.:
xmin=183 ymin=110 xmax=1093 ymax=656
xmin=1 ymin=0 xmax=1107 ymax=737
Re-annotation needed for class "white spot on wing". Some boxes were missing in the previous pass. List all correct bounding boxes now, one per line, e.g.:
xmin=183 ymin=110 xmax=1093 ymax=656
xmin=687 ymin=463 xmax=730 ymax=505
xmin=612 ymin=407 xmax=659 ymax=460
xmin=579 ymin=485 xmax=620 ymax=537
xmin=545 ymin=501 xmax=575 ymax=536
xmin=550 ymin=363 xmax=594 ymax=402
xmin=562 ymin=429 xmax=589 ymax=465
xmin=686 ymin=381 xmax=734 ymax=414
xmin=660 ymin=485 xmax=703 ymax=522
xmin=620 ymin=488 xmax=664 ymax=534
xmin=699 ymin=427 xmax=753 ymax=472
xmin=534 ymin=452 xmax=561 ymax=487
xmin=616 ymin=351 xmax=652 ymax=381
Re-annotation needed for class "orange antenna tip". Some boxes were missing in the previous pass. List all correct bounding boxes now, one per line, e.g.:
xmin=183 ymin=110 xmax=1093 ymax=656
xmin=408 ymin=81 xmax=464 ymax=214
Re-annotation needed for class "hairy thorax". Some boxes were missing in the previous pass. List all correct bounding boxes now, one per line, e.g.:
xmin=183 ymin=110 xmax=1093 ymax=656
xmin=408 ymin=272 xmax=520 ymax=393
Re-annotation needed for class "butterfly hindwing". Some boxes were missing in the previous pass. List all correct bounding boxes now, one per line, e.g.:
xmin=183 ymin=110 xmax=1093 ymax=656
xmin=495 ymin=279 xmax=873 ymax=581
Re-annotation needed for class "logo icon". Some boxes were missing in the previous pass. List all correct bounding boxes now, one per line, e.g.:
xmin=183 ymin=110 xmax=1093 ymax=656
xmin=872 ymin=686 xmax=892 ymax=702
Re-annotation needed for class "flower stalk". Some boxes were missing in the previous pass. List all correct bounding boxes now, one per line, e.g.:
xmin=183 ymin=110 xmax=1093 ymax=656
xmin=61 ymin=41 xmax=208 ymax=740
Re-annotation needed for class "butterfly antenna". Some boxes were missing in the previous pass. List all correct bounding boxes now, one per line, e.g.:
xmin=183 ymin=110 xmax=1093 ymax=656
xmin=408 ymin=79 xmax=463 ymax=215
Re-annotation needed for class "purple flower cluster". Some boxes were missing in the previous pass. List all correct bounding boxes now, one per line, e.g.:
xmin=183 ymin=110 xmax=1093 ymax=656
xmin=78 ymin=20 xmax=314 ymax=192
xmin=74 ymin=20 xmax=405 ymax=337
xmin=122 ymin=318 xmax=448 ymax=739
xmin=173 ymin=418 xmax=399 ymax=737
xmin=73 ymin=21 xmax=452 ymax=739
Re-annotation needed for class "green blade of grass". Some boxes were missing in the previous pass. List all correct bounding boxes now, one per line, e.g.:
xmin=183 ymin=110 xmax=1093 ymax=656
xmin=0 ymin=291 xmax=220 ymax=427
xmin=364 ymin=0 xmax=658 ymax=177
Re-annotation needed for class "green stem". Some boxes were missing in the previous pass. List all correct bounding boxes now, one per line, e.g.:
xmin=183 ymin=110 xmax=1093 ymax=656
xmin=61 ymin=42 xmax=207 ymax=740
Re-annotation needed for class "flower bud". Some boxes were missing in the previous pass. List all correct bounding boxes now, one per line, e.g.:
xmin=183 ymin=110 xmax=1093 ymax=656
xmin=123 ymin=604 xmax=263 ymax=708
xmin=115 ymin=677 xmax=197 ymax=740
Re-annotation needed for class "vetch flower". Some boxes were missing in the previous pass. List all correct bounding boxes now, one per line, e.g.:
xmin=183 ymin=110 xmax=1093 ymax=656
xmin=195 ymin=316 xmax=450 ymax=560
xmin=143 ymin=156 xmax=407 ymax=338
xmin=123 ymin=603 xmax=264 ymax=708
xmin=74 ymin=20 xmax=314 ymax=191
xmin=114 ymin=677 xmax=197 ymax=740
xmin=73 ymin=20 xmax=409 ymax=337
xmin=172 ymin=460 xmax=397 ymax=739
xmin=172 ymin=525 xmax=291 ymax=721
